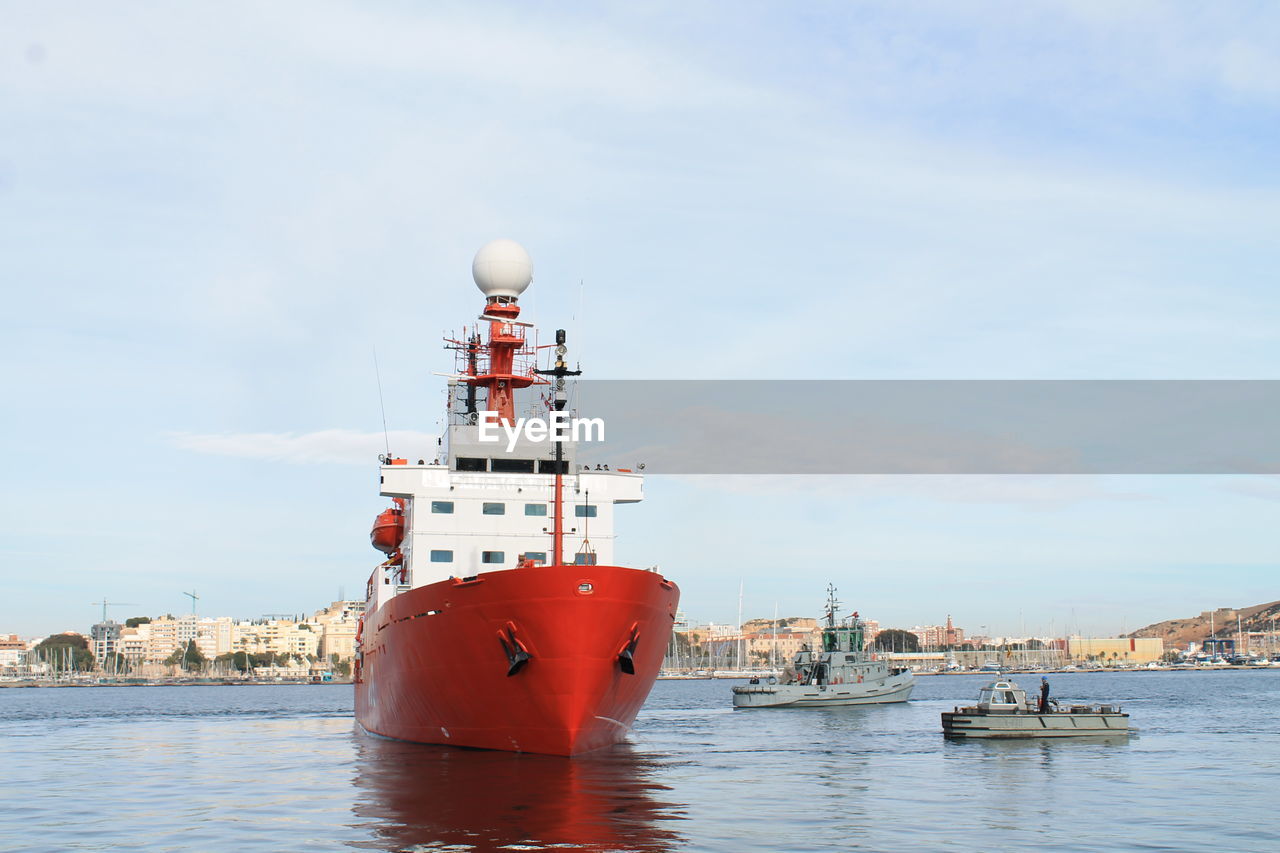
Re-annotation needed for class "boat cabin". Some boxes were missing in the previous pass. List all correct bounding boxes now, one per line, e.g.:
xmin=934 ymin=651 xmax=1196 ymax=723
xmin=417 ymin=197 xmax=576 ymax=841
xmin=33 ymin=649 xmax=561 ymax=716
xmin=976 ymin=680 xmax=1029 ymax=713
xmin=821 ymin=621 xmax=864 ymax=654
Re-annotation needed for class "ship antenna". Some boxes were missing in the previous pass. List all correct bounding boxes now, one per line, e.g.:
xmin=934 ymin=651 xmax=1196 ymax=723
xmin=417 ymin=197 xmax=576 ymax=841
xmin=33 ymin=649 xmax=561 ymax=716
xmin=373 ymin=344 xmax=391 ymax=457
xmin=534 ymin=328 xmax=581 ymax=566
xmin=464 ymin=332 xmax=481 ymax=417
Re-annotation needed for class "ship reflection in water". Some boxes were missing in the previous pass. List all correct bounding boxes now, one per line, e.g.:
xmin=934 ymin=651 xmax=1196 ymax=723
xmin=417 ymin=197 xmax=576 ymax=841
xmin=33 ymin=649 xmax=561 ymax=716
xmin=351 ymin=731 xmax=685 ymax=852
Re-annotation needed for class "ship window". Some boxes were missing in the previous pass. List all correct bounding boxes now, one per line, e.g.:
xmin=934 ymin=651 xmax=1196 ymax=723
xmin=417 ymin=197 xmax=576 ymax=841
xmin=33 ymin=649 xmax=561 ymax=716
xmin=491 ymin=458 xmax=536 ymax=473
xmin=574 ymin=553 xmax=598 ymax=565
xmin=482 ymin=502 xmax=506 ymax=515
xmin=456 ymin=457 xmax=486 ymax=472
xmin=574 ymin=505 xmax=597 ymax=518
xmin=524 ymin=503 xmax=548 ymax=516
xmin=431 ymin=501 xmax=454 ymax=514
xmin=430 ymin=550 xmax=453 ymax=563
xmin=538 ymin=460 xmax=569 ymax=474
xmin=523 ymin=552 xmax=547 ymax=563
xmin=481 ymin=551 xmax=505 ymax=564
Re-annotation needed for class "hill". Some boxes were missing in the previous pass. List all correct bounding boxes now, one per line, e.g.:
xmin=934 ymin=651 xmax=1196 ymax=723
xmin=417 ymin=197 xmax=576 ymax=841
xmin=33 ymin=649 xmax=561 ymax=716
xmin=742 ymin=617 xmax=817 ymax=633
xmin=1128 ymin=599 xmax=1280 ymax=649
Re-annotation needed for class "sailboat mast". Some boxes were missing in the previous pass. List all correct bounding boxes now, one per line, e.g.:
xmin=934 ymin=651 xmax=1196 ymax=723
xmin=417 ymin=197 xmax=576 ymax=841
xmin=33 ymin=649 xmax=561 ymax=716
xmin=737 ymin=581 xmax=744 ymax=670
xmin=772 ymin=602 xmax=778 ymax=670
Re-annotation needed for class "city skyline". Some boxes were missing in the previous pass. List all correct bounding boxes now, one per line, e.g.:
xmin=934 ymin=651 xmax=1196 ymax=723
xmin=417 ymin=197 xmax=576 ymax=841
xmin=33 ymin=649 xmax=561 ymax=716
xmin=13 ymin=589 xmax=1270 ymax=650
xmin=4 ymin=3 xmax=1278 ymax=638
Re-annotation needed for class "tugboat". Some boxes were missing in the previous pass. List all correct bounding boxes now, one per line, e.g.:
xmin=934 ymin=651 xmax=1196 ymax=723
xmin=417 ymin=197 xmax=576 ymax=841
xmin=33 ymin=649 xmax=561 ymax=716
xmin=941 ymin=679 xmax=1130 ymax=738
xmin=354 ymin=239 xmax=680 ymax=756
xmin=732 ymin=586 xmax=914 ymax=708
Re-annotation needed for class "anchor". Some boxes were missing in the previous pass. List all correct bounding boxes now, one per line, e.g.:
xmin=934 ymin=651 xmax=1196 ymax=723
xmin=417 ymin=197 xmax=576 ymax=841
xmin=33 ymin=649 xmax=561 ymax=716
xmin=497 ymin=622 xmax=531 ymax=676
xmin=617 ymin=623 xmax=641 ymax=675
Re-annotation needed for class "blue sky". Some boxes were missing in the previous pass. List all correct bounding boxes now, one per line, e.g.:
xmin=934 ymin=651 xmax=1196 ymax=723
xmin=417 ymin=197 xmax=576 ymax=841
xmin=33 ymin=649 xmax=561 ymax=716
xmin=2 ymin=2 xmax=1278 ymax=638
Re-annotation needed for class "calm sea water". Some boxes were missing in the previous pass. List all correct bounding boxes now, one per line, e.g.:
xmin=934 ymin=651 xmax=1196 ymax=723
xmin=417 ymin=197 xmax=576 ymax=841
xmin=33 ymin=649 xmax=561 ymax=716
xmin=2 ymin=672 xmax=1278 ymax=852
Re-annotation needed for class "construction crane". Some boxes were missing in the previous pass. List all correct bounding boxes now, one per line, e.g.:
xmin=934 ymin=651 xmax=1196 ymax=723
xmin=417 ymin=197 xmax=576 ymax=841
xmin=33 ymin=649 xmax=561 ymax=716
xmin=90 ymin=598 xmax=139 ymax=623
xmin=183 ymin=589 xmax=200 ymax=615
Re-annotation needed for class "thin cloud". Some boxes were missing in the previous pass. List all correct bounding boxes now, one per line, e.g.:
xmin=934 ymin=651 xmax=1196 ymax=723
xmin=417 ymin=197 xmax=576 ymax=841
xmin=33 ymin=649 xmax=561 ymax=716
xmin=1217 ymin=475 xmax=1280 ymax=503
xmin=677 ymin=474 xmax=1144 ymax=509
xmin=169 ymin=429 xmax=438 ymax=465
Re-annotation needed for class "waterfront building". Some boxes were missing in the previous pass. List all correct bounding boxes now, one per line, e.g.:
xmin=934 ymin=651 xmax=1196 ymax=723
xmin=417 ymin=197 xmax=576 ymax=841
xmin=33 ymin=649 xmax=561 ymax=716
xmin=706 ymin=623 xmax=739 ymax=639
xmin=743 ymin=626 xmax=821 ymax=666
xmin=311 ymin=600 xmax=365 ymax=662
xmin=1067 ymin=636 xmax=1164 ymax=664
xmin=89 ymin=621 xmax=122 ymax=665
xmin=196 ymin=616 xmax=236 ymax=658
xmin=234 ymin=619 xmax=320 ymax=659
xmin=143 ymin=615 xmax=237 ymax=661
xmin=0 ymin=634 xmax=26 ymax=670
xmin=117 ymin=624 xmax=150 ymax=665
xmin=145 ymin=618 xmax=180 ymax=661
xmin=909 ymin=618 xmax=967 ymax=649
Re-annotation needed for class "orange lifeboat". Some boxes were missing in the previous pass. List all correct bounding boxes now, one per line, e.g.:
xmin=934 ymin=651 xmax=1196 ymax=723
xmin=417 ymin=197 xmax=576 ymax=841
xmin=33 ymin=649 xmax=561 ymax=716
xmin=370 ymin=498 xmax=406 ymax=555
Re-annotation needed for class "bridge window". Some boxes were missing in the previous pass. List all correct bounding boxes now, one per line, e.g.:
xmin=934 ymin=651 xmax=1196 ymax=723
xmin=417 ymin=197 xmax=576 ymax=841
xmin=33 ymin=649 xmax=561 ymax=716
xmin=524 ymin=503 xmax=548 ymax=516
xmin=538 ymin=460 xmax=569 ymax=474
xmin=431 ymin=501 xmax=454 ymax=514
xmin=523 ymin=552 xmax=547 ymax=563
xmin=491 ymin=458 xmax=536 ymax=473
xmin=482 ymin=502 xmax=506 ymax=515
xmin=574 ymin=505 xmax=597 ymax=518
xmin=481 ymin=551 xmax=505 ymax=564
xmin=429 ymin=550 xmax=453 ymax=563
xmin=574 ymin=553 xmax=598 ymax=565
xmin=455 ymin=457 xmax=486 ymax=472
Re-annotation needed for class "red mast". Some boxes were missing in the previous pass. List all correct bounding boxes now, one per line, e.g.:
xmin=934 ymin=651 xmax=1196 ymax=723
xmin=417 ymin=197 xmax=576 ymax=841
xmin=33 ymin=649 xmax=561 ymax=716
xmin=451 ymin=239 xmax=541 ymax=426
xmin=474 ymin=300 xmax=534 ymax=425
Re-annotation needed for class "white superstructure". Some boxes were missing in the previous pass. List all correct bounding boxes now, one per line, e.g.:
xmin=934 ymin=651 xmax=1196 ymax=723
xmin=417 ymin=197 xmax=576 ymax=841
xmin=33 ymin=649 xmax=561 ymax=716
xmin=372 ymin=458 xmax=643 ymax=610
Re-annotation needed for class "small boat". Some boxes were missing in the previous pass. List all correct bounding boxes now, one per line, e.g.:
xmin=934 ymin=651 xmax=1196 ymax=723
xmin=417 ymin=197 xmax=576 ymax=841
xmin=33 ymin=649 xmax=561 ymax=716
xmin=941 ymin=679 xmax=1129 ymax=738
xmin=368 ymin=498 xmax=406 ymax=555
xmin=732 ymin=586 xmax=913 ymax=709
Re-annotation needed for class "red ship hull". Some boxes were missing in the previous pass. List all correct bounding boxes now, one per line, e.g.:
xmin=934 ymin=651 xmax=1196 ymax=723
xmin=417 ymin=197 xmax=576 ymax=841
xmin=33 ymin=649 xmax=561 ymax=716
xmin=355 ymin=564 xmax=679 ymax=756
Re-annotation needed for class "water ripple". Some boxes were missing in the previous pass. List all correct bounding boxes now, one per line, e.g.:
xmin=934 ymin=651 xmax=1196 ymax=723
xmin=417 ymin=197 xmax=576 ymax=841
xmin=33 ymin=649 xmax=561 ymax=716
xmin=1 ymin=674 xmax=1278 ymax=850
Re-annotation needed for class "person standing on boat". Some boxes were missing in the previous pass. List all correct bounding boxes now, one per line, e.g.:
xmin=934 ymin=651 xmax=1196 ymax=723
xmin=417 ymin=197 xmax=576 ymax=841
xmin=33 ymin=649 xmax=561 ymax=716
xmin=1038 ymin=676 xmax=1051 ymax=713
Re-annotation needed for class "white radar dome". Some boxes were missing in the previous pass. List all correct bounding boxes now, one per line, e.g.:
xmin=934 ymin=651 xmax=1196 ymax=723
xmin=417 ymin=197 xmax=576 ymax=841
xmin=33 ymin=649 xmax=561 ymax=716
xmin=472 ymin=239 xmax=533 ymax=299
